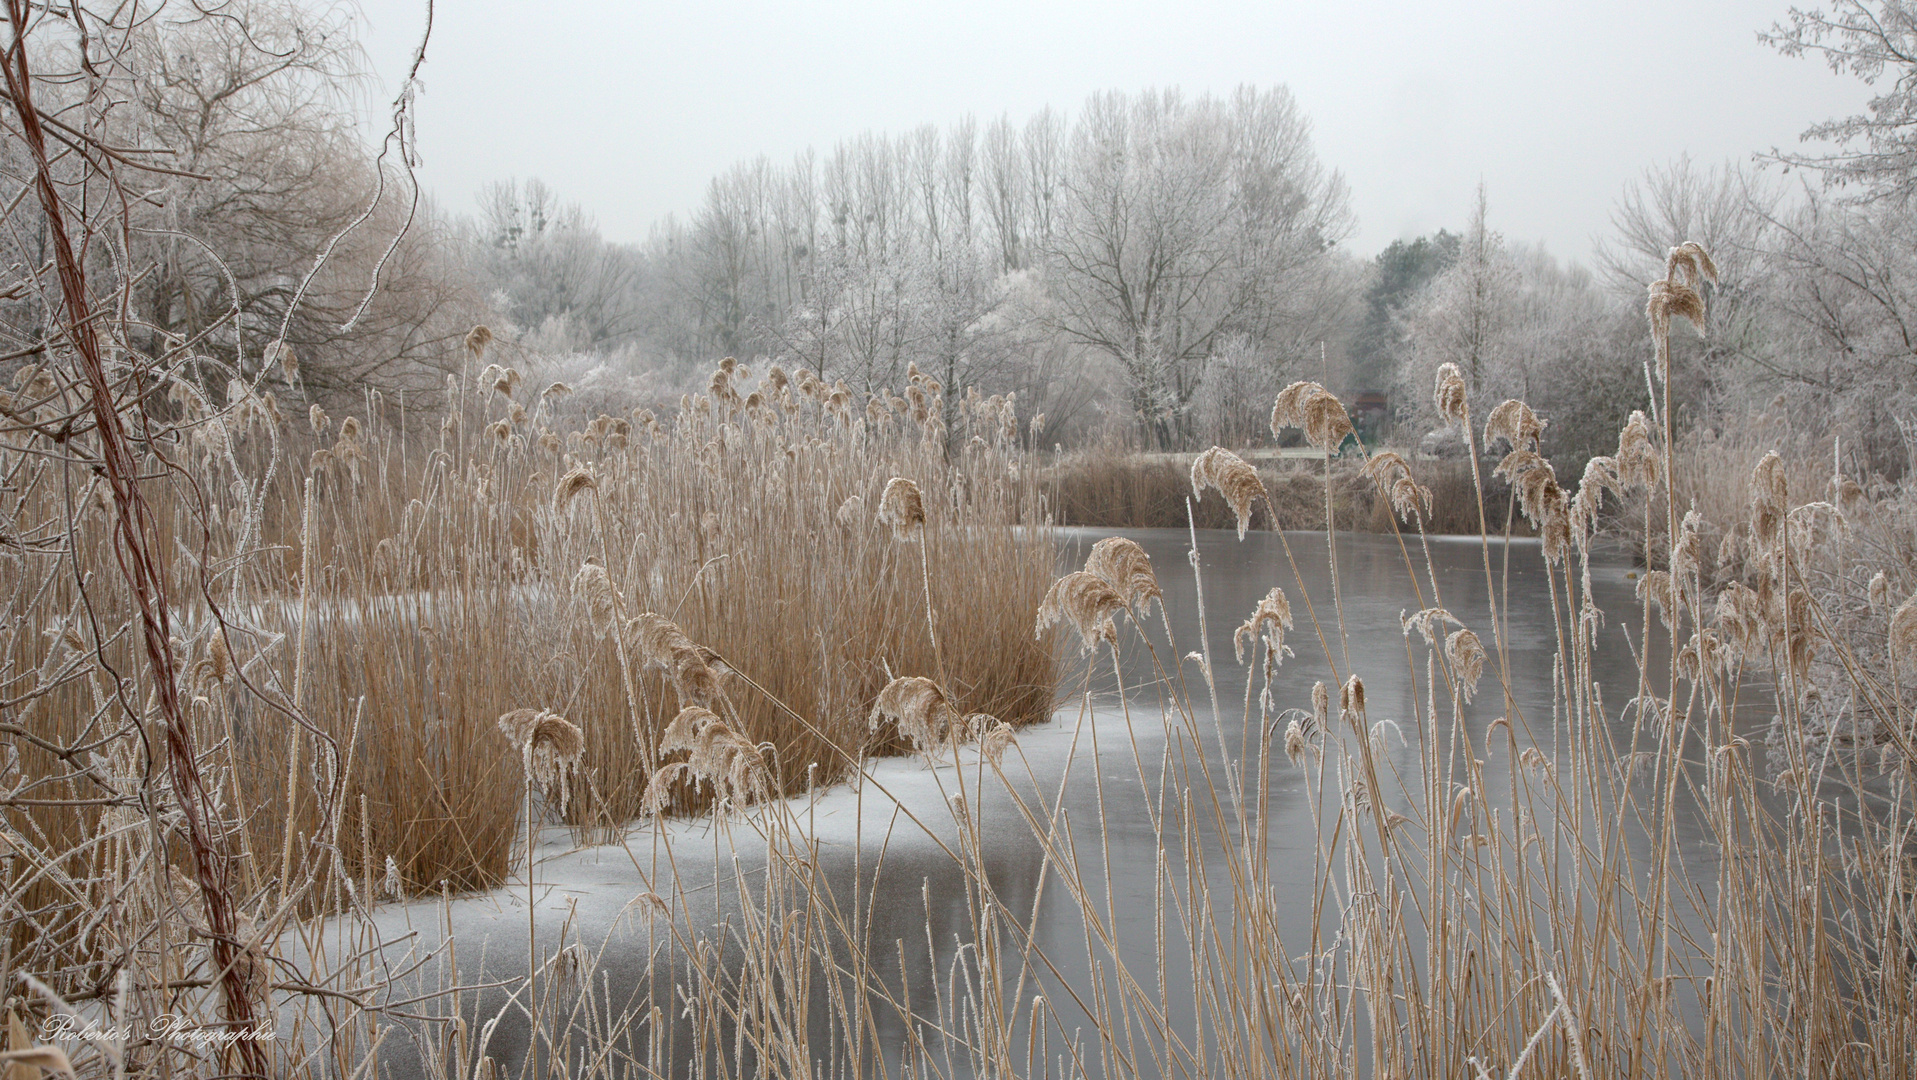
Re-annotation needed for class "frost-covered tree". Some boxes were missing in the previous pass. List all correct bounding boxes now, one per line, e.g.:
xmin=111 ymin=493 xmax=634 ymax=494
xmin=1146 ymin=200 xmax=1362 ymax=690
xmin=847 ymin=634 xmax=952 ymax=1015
xmin=1762 ymin=0 xmax=1917 ymax=201
xmin=20 ymin=0 xmax=481 ymax=396
xmin=1045 ymin=87 xmax=1353 ymax=449
xmin=1749 ymin=193 xmax=1917 ymax=471
xmin=473 ymin=179 xmax=643 ymax=352
xmin=1347 ymin=231 xmax=1459 ymax=397
xmin=1397 ymin=190 xmax=1629 ymax=469
xmin=1596 ymin=157 xmax=1781 ymax=418
xmin=1397 ymin=185 xmax=1517 ymax=421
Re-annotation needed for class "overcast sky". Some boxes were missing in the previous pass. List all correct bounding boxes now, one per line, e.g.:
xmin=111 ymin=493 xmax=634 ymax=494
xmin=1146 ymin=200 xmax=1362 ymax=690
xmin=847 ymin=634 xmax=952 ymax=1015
xmin=348 ymin=0 xmax=1867 ymax=263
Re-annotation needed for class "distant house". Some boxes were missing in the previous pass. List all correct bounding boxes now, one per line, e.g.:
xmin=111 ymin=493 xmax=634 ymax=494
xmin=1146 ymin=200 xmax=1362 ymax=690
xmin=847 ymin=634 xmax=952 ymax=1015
xmin=1351 ymin=390 xmax=1389 ymax=442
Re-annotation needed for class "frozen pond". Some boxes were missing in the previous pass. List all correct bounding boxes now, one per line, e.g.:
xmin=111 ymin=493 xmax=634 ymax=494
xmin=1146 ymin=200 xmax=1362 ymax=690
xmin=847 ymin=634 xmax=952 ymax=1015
xmin=297 ymin=526 xmax=1675 ymax=1079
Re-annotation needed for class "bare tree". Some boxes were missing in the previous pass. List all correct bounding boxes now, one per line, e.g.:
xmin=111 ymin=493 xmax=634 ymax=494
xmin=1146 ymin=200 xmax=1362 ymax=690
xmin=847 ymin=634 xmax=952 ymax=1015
xmin=1045 ymin=87 xmax=1351 ymax=448
xmin=1396 ymin=184 xmax=1518 ymax=429
xmin=66 ymin=0 xmax=478 ymax=398
xmin=1762 ymin=0 xmax=1917 ymax=201
xmin=473 ymin=179 xmax=643 ymax=351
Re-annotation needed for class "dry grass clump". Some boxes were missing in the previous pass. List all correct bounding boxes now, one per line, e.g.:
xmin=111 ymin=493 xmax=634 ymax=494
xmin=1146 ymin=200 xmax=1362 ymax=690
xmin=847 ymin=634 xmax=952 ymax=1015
xmin=1 ymin=342 xmax=1057 ymax=1058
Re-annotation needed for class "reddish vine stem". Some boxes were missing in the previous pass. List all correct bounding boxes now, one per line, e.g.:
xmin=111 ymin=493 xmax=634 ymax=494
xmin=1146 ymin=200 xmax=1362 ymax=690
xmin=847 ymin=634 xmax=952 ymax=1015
xmin=0 ymin=5 xmax=269 ymax=1075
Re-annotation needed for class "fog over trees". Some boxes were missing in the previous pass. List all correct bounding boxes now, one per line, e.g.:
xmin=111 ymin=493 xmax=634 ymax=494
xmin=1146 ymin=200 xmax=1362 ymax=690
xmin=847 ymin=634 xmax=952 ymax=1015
xmin=65 ymin=0 xmax=1917 ymax=477
xmin=434 ymin=0 xmax=1917 ymax=479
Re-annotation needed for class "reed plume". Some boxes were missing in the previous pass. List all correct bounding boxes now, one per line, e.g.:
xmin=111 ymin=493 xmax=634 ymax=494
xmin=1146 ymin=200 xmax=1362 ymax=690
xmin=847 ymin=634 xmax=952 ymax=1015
xmin=1233 ymin=587 xmax=1293 ymax=665
xmin=556 ymin=466 xmax=598 ymax=508
xmin=1570 ymin=455 xmax=1620 ymax=544
xmin=1616 ymin=410 xmax=1661 ymax=490
xmin=1283 ymin=718 xmax=1311 ymax=764
xmin=1190 ymin=446 xmax=1268 ymax=539
xmin=1434 ymin=362 xmax=1468 ymax=423
xmin=1750 ymin=451 xmax=1789 ymax=561
xmin=1361 ymin=450 xmax=1433 ymax=523
xmin=1483 ymin=399 xmax=1546 ymax=450
xmin=1889 ymin=595 xmax=1917 ymax=669
xmin=1339 ymin=674 xmax=1366 ymax=722
xmin=1784 ymin=587 xmax=1815 ymax=681
xmin=1270 ymin=381 xmax=1353 ymax=451
xmin=627 ymin=613 xmax=725 ymax=707
xmin=497 ymin=709 xmax=585 ymax=811
xmin=465 ymin=324 xmax=493 ymax=358
xmin=571 ymin=562 xmax=620 ymax=628
xmin=1647 ymin=278 xmax=1708 ymax=379
xmin=877 ymin=477 xmax=927 ymax=540
xmin=646 ymin=707 xmax=770 ymax=810
xmin=1036 ymin=571 xmax=1124 ymax=654
xmin=1715 ymin=582 xmax=1767 ymax=660
xmin=978 ymin=717 xmax=1017 ymax=768
xmin=1666 ymin=240 xmax=1719 ymax=288
xmin=1494 ymin=446 xmax=1571 ymax=563
xmin=1638 ymin=570 xmax=1678 ymax=630
xmin=869 ymin=676 xmax=969 ymax=759
xmin=1403 ymin=607 xmax=1461 ymax=646
xmin=1446 ymin=627 xmax=1486 ymax=702
xmin=1084 ymin=536 xmax=1162 ymax=618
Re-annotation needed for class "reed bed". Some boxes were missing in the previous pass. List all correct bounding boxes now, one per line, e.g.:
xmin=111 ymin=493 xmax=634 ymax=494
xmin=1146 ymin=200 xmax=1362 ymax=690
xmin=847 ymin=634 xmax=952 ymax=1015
xmin=0 ymin=350 xmax=1055 ymax=1076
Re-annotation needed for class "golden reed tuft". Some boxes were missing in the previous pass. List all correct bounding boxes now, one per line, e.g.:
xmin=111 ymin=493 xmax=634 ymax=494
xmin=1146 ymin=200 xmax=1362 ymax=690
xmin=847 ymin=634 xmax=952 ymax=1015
xmin=1483 ymin=399 xmax=1546 ymax=450
xmin=1190 ymin=447 xmax=1268 ymax=539
xmin=1361 ymin=450 xmax=1433 ymax=524
xmin=1665 ymin=240 xmax=1719 ymax=289
xmin=877 ymin=477 xmax=927 ymax=540
xmin=1493 ymin=444 xmax=1571 ymax=564
xmin=1084 ymin=536 xmax=1162 ymax=618
xmin=555 ymin=466 xmax=597 ymax=507
xmin=1233 ymin=587 xmax=1293 ymax=665
xmin=1446 ymin=627 xmax=1485 ymax=702
xmin=1750 ymin=451 xmax=1788 ymax=561
xmin=1433 ymin=363 xmax=1467 ymax=424
xmin=1889 ymin=594 xmax=1917 ymax=669
xmin=627 ymin=613 xmax=725 ymax=707
xmin=646 ymin=706 xmax=770 ymax=810
xmin=496 ymin=708 xmax=585 ymax=810
xmin=1270 ymin=381 xmax=1354 ymax=452
xmin=1036 ymin=571 xmax=1125 ymax=654
xmin=869 ymin=676 xmax=968 ymax=759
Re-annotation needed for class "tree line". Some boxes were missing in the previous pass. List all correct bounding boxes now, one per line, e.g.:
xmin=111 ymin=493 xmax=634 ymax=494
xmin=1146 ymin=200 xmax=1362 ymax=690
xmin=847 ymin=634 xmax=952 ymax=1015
xmin=10 ymin=0 xmax=1914 ymax=478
